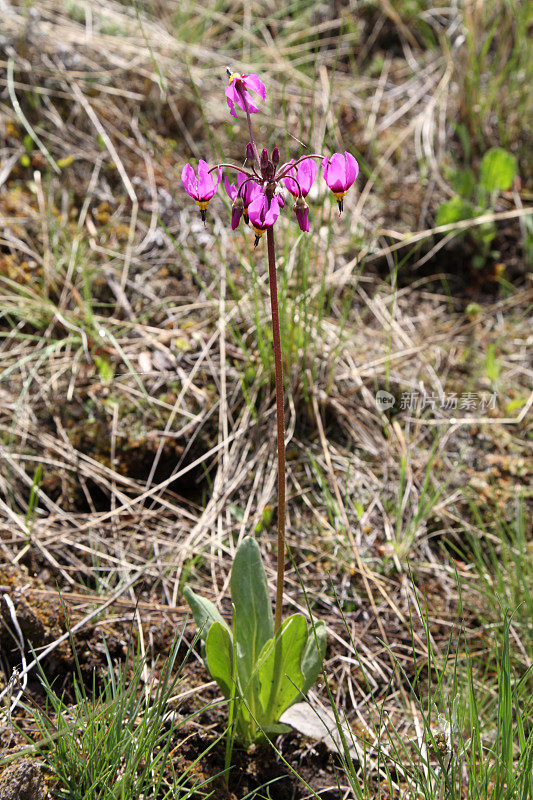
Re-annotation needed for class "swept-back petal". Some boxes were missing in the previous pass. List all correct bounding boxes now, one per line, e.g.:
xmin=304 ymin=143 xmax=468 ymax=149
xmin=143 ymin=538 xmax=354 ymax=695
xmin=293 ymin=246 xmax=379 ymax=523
xmin=344 ymin=151 xmax=359 ymax=187
xmin=297 ymin=159 xmax=317 ymax=195
xmin=323 ymin=153 xmax=346 ymax=192
xmin=242 ymin=179 xmax=261 ymax=207
xmin=283 ymin=162 xmax=298 ymax=197
xmin=197 ymin=160 xmax=214 ymax=199
xmin=242 ymin=89 xmax=260 ymax=114
xmin=225 ymin=85 xmax=238 ymax=118
xmin=247 ymin=192 xmax=267 ymax=227
xmin=212 ymin=166 xmax=223 ymax=192
xmin=263 ymin=196 xmax=280 ymax=227
xmin=224 ymin=176 xmax=237 ymax=200
xmin=243 ymin=74 xmax=266 ymax=100
xmin=181 ymin=164 xmax=198 ymax=199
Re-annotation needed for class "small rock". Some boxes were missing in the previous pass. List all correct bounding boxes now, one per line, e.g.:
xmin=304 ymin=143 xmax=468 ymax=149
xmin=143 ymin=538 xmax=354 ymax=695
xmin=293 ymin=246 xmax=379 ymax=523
xmin=0 ymin=760 xmax=45 ymax=800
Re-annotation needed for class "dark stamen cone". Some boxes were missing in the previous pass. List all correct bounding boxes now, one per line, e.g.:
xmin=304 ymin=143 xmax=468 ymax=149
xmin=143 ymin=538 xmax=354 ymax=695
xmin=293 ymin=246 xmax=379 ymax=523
xmin=200 ymin=208 xmax=207 ymax=222
xmin=337 ymin=199 xmax=344 ymax=214
xmin=254 ymin=234 xmax=261 ymax=247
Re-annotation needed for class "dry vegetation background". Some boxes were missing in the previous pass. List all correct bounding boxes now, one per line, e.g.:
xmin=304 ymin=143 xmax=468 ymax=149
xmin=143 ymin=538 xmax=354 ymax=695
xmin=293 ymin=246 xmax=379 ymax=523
xmin=0 ymin=0 xmax=531 ymax=797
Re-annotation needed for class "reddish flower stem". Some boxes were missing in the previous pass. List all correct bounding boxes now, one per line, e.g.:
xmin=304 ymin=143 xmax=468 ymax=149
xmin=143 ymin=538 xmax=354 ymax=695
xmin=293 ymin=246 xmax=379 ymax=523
xmin=235 ymin=85 xmax=261 ymax=169
xmin=232 ymin=77 xmax=286 ymax=632
xmin=208 ymin=163 xmax=255 ymax=176
xmin=266 ymin=225 xmax=286 ymax=634
xmin=275 ymin=153 xmax=324 ymax=181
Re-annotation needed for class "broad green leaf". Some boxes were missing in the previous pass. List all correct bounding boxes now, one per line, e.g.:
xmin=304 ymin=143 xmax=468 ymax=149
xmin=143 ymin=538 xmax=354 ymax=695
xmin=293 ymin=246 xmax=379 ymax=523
xmin=205 ymin=621 xmax=233 ymax=699
xmin=230 ymin=537 xmax=273 ymax=691
xmin=257 ymin=613 xmax=307 ymax=723
xmin=183 ymin=585 xmax=229 ymax=644
xmin=448 ymin=168 xmax=475 ymax=199
xmin=435 ymin=197 xmax=474 ymax=226
xmin=261 ymin=722 xmax=292 ymax=735
xmin=480 ymin=147 xmax=517 ymax=193
xmin=301 ymin=620 xmax=327 ymax=696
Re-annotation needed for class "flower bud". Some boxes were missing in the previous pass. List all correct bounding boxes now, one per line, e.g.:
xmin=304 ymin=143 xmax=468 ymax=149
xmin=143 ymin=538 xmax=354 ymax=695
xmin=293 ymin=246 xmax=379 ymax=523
xmin=272 ymin=147 xmax=280 ymax=167
xmin=246 ymin=142 xmax=255 ymax=163
xmin=293 ymin=195 xmax=309 ymax=232
xmin=231 ymin=195 xmax=244 ymax=229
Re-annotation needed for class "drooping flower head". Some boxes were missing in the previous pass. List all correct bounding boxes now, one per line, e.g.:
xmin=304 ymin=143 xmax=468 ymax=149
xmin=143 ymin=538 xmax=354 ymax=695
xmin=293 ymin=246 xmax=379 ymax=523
xmin=322 ymin=151 xmax=359 ymax=212
xmin=247 ymin=193 xmax=280 ymax=247
xmin=225 ymin=71 xmax=266 ymax=118
xmin=181 ymin=160 xmax=222 ymax=222
xmin=283 ymin=159 xmax=317 ymax=232
xmin=224 ymin=173 xmax=261 ymax=228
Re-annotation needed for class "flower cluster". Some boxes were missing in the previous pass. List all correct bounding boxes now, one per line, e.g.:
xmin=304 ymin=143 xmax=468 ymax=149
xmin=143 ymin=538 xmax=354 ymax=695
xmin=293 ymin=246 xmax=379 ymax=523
xmin=182 ymin=72 xmax=359 ymax=245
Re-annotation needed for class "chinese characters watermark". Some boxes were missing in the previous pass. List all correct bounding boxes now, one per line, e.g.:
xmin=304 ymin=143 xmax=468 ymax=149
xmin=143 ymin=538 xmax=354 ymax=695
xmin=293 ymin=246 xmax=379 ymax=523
xmin=375 ymin=388 xmax=501 ymax=424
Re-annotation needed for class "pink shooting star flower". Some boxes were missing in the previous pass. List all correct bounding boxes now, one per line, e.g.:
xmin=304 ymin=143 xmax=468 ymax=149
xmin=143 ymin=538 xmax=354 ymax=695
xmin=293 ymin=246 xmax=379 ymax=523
xmin=247 ymin=192 xmax=280 ymax=247
xmin=181 ymin=160 xmax=222 ymax=222
xmin=224 ymin=173 xmax=261 ymax=228
xmin=225 ymin=72 xmax=266 ymax=119
xmin=283 ymin=159 xmax=317 ymax=232
xmin=322 ymin=151 xmax=359 ymax=213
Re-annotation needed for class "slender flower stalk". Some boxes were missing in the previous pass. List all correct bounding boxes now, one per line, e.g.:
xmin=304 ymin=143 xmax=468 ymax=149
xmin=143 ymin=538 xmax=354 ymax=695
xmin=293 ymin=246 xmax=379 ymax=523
xmin=266 ymin=226 xmax=286 ymax=633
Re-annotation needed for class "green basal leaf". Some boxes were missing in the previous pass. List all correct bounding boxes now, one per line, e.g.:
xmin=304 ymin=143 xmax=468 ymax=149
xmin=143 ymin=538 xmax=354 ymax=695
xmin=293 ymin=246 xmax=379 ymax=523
xmin=183 ymin=585 xmax=229 ymax=645
xmin=205 ymin=621 xmax=234 ymax=699
xmin=230 ymin=537 xmax=274 ymax=692
xmin=435 ymin=196 xmax=475 ymax=226
xmin=301 ymin=620 xmax=327 ymax=696
xmin=448 ymin=168 xmax=475 ymax=199
xmin=261 ymin=722 xmax=292 ymax=735
xmin=257 ymin=613 xmax=307 ymax=723
xmin=479 ymin=147 xmax=517 ymax=193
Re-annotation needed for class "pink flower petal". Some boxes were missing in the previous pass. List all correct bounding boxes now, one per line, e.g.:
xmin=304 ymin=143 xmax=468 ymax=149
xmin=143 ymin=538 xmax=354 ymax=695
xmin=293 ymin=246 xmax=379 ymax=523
xmin=323 ymin=154 xmax=346 ymax=193
xmin=181 ymin=163 xmax=198 ymax=199
xmin=247 ymin=193 xmax=267 ymax=227
xmin=225 ymin=85 xmax=238 ymax=118
xmin=344 ymin=151 xmax=359 ymax=187
xmin=248 ymin=192 xmax=279 ymax=229
xmin=213 ymin=166 xmax=222 ymax=192
xmin=241 ymin=89 xmax=260 ymax=114
xmin=297 ymin=159 xmax=317 ymax=195
xmin=224 ymin=176 xmax=237 ymax=200
xmin=242 ymin=179 xmax=261 ymax=206
xmin=263 ymin=196 xmax=280 ymax=227
xmin=242 ymin=74 xmax=266 ymax=100
xmin=197 ymin=160 xmax=214 ymax=199
xmin=283 ymin=162 xmax=298 ymax=197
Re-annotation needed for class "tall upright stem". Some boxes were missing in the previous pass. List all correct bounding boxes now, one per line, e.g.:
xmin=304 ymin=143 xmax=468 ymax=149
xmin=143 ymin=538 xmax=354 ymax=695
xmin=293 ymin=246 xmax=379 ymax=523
xmin=236 ymin=85 xmax=261 ymax=168
xmin=235 ymin=80 xmax=284 ymax=630
xmin=266 ymin=226 xmax=286 ymax=634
